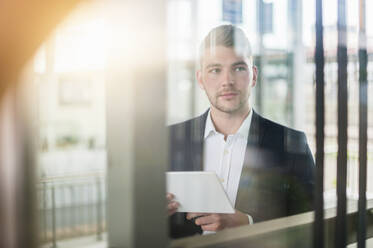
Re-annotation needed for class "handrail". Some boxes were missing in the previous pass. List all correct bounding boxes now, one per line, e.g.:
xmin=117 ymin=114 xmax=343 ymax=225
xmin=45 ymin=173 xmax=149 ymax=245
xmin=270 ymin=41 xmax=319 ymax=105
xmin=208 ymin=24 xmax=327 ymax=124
xmin=171 ymin=199 xmax=373 ymax=248
xmin=38 ymin=172 xmax=105 ymax=183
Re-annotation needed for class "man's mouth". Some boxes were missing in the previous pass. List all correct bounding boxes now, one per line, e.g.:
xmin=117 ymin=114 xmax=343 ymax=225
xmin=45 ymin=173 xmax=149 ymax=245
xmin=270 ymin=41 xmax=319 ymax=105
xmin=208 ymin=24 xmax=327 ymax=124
xmin=219 ymin=92 xmax=238 ymax=98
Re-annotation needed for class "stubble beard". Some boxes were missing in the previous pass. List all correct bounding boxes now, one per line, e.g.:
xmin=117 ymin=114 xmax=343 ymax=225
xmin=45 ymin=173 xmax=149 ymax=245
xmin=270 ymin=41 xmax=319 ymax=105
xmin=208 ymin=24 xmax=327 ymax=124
xmin=207 ymin=91 xmax=249 ymax=114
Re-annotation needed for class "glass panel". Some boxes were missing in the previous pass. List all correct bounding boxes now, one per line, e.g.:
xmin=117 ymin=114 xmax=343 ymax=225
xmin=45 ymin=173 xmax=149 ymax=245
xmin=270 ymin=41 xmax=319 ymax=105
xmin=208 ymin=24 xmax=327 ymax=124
xmin=19 ymin=0 xmax=372 ymax=246
xmin=31 ymin=1 xmax=108 ymax=247
xmin=166 ymin=0 xmax=373 ymax=242
xmin=167 ymin=0 xmax=317 ymax=239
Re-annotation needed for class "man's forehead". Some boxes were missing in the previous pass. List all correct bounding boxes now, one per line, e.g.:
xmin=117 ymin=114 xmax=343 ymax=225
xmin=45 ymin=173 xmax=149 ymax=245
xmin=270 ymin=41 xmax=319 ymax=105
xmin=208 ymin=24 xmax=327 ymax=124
xmin=203 ymin=45 xmax=246 ymax=56
xmin=201 ymin=46 xmax=249 ymax=65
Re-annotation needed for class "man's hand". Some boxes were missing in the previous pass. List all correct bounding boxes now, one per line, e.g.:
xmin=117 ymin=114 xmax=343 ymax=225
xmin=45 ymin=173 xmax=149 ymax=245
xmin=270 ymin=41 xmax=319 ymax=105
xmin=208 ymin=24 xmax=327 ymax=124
xmin=167 ymin=193 xmax=179 ymax=216
xmin=186 ymin=210 xmax=249 ymax=232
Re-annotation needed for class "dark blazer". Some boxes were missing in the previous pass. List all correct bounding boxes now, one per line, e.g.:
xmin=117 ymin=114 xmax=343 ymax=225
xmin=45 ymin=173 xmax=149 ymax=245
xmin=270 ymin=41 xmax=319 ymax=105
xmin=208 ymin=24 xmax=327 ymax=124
xmin=168 ymin=110 xmax=315 ymax=238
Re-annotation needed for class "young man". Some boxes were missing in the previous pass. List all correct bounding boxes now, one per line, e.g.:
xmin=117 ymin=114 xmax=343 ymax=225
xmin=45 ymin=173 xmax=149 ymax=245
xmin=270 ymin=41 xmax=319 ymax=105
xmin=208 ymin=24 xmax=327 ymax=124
xmin=167 ymin=25 xmax=315 ymax=238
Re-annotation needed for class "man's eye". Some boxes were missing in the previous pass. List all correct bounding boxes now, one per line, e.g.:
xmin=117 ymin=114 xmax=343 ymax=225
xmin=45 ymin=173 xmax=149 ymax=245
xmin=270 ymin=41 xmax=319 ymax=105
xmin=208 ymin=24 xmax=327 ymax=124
xmin=234 ymin=67 xmax=246 ymax=72
xmin=209 ymin=68 xmax=221 ymax=73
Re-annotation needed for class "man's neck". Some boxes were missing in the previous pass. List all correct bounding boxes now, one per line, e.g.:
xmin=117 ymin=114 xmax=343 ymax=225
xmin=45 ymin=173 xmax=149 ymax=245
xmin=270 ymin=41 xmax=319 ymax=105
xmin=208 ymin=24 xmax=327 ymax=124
xmin=210 ymin=106 xmax=251 ymax=140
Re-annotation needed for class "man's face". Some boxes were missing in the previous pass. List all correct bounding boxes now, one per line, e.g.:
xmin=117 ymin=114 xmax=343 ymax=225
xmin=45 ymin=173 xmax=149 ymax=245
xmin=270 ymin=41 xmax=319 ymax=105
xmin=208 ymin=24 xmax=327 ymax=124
xmin=197 ymin=46 xmax=257 ymax=115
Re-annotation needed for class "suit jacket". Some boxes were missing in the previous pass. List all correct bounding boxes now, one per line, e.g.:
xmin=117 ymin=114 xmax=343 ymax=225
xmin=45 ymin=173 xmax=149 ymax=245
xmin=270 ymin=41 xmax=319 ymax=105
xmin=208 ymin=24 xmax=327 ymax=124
xmin=168 ymin=110 xmax=315 ymax=238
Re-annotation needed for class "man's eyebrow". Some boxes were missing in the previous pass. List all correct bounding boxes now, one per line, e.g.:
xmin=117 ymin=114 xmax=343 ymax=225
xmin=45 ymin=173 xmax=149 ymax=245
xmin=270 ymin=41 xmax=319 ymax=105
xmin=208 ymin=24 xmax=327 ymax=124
xmin=205 ymin=63 xmax=222 ymax=69
xmin=232 ymin=61 xmax=248 ymax=67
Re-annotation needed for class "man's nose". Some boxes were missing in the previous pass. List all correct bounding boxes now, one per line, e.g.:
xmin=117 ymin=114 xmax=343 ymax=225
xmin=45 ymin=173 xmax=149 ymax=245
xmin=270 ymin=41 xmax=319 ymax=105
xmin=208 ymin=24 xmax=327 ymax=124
xmin=222 ymin=70 xmax=234 ymax=86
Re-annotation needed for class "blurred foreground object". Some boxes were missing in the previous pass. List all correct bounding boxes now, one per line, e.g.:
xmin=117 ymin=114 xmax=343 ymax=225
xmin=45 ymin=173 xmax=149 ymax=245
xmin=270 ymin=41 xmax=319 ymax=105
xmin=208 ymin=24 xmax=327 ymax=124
xmin=0 ymin=0 xmax=81 ymax=247
xmin=0 ymin=0 xmax=81 ymax=98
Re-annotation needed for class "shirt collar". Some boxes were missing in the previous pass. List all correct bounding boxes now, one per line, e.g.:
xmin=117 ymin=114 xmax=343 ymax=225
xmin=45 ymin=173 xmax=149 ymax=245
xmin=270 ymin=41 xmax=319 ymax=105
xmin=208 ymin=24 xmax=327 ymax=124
xmin=204 ymin=109 xmax=253 ymax=140
xmin=204 ymin=111 xmax=216 ymax=139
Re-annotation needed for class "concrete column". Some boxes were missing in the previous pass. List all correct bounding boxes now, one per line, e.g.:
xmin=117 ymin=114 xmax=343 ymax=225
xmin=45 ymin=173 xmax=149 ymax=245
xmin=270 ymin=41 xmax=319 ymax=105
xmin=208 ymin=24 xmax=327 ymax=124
xmin=105 ymin=1 xmax=168 ymax=247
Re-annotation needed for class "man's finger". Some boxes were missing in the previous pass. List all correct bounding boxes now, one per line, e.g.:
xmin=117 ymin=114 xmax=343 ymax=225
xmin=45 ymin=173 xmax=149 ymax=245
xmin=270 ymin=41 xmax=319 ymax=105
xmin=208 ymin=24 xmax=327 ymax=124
xmin=201 ymin=223 xmax=221 ymax=232
xmin=167 ymin=201 xmax=179 ymax=216
xmin=166 ymin=193 xmax=174 ymax=201
xmin=194 ymin=215 xmax=214 ymax=226
xmin=186 ymin=213 xmax=206 ymax=220
xmin=167 ymin=201 xmax=179 ymax=211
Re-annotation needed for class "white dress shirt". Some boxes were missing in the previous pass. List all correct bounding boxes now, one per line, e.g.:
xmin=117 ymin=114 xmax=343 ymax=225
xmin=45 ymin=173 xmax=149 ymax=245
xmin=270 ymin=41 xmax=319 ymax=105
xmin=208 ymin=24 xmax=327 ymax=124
xmin=202 ymin=109 xmax=253 ymax=234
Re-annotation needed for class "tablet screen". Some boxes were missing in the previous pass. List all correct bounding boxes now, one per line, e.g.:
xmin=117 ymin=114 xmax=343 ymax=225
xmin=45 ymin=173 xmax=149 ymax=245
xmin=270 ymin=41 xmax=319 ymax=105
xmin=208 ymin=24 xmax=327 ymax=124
xmin=166 ymin=171 xmax=235 ymax=213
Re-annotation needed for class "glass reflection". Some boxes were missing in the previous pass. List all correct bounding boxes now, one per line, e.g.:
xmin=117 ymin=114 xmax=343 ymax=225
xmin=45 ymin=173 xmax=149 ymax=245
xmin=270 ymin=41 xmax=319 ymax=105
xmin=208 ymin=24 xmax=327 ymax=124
xmin=167 ymin=24 xmax=315 ymax=238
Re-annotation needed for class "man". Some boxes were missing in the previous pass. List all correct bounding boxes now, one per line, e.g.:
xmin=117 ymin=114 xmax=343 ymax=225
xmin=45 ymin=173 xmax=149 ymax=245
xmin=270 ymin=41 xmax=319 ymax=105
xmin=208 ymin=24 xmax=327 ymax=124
xmin=167 ymin=24 xmax=315 ymax=238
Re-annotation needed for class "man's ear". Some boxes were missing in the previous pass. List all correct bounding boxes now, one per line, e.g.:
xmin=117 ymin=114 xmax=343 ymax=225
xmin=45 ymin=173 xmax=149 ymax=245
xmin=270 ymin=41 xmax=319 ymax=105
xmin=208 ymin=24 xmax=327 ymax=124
xmin=251 ymin=66 xmax=258 ymax=87
xmin=196 ymin=70 xmax=205 ymax=90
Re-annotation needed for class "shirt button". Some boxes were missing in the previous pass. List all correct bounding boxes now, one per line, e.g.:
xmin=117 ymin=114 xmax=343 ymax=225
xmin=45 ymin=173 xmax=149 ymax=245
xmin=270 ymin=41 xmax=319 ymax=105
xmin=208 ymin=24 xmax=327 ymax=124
xmin=224 ymin=149 xmax=229 ymax=155
xmin=219 ymin=178 xmax=224 ymax=182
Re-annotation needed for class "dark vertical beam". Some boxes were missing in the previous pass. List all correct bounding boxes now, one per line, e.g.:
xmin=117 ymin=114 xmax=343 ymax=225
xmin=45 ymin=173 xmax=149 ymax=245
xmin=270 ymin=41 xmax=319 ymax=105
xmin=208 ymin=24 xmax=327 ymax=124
xmin=286 ymin=52 xmax=295 ymax=126
xmin=51 ymin=186 xmax=57 ymax=248
xmin=96 ymin=177 xmax=103 ymax=241
xmin=314 ymin=0 xmax=325 ymax=247
xmin=358 ymin=0 xmax=368 ymax=247
xmin=336 ymin=0 xmax=348 ymax=247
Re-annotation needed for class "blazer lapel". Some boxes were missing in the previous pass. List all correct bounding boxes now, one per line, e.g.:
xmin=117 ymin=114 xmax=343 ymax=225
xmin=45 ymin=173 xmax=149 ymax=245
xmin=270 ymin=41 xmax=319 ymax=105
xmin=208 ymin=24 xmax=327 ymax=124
xmin=189 ymin=110 xmax=208 ymax=171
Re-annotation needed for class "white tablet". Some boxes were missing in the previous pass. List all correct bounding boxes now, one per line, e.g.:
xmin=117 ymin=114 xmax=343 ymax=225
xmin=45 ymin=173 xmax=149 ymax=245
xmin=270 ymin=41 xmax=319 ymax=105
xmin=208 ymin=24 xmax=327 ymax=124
xmin=166 ymin=171 xmax=235 ymax=214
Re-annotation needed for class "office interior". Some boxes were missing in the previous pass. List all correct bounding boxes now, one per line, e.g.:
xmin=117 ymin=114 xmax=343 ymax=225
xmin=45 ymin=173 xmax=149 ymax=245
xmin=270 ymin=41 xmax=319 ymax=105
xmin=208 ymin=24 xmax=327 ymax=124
xmin=0 ymin=0 xmax=372 ymax=247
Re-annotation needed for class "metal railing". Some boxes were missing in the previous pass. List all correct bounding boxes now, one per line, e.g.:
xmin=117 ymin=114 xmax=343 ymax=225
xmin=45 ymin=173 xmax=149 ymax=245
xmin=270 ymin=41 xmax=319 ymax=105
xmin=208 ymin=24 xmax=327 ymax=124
xmin=37 ymin=174 xmax=106 ymax=247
